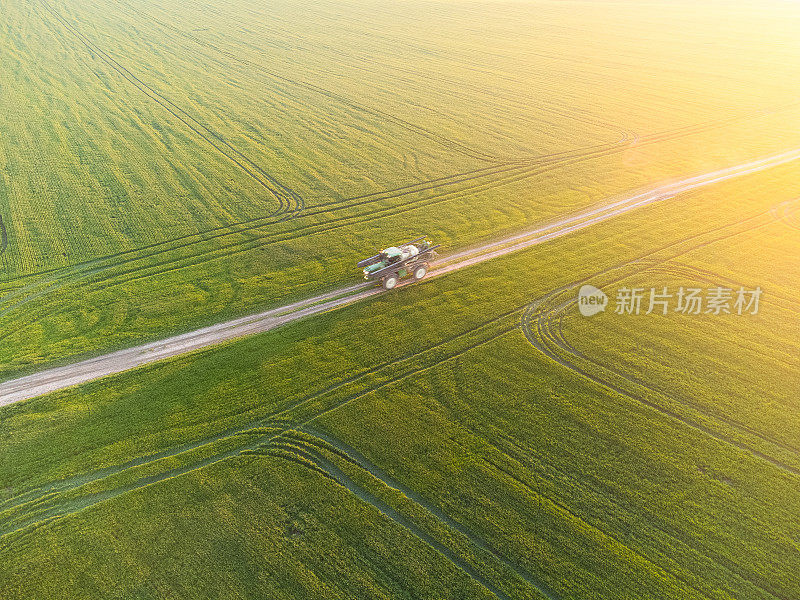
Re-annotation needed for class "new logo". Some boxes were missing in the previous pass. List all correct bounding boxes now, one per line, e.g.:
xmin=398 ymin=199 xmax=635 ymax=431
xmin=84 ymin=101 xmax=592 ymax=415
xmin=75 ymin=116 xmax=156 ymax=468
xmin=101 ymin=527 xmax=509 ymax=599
xmin=578 ymin=285 xmax=608 ymax=317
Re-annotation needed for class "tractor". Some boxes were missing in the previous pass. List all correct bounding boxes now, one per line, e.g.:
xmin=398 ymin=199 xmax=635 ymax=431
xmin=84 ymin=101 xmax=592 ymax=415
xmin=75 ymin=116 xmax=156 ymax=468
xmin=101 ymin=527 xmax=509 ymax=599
xmin=358 ymin=236 xmax=440 ymax=290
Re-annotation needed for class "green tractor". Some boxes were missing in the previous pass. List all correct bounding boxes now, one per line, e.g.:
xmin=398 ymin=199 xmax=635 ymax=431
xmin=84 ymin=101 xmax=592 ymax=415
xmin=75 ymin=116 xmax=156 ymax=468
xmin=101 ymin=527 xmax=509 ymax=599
xmin=358 ymin=236 xmax=440 ymax=290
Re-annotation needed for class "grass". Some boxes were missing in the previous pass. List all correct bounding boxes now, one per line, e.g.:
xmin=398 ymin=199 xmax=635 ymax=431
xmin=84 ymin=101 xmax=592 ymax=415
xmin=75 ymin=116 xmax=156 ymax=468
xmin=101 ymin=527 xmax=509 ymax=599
xmin=2 ymin=0 xmax=800 ymax=597
xmin=3 ymin=0 xmax=800 ymax=378
xmin=1 ymin=162 xmax=799 ymax=597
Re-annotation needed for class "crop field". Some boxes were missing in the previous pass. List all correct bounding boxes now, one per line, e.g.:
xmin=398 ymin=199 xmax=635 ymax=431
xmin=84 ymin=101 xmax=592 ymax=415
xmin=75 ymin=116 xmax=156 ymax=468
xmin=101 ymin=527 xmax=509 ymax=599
xmin=2 ymin=164 xmax=799 ymax=598
xmin=2 ymin=0 xmax=800 ymax=598
xmin=2 ymin=0 xmax=800 ymax=377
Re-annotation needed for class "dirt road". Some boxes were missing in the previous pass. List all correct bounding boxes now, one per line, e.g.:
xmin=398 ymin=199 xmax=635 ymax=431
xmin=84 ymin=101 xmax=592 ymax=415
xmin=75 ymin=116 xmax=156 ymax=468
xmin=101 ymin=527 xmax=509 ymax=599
xmin=1 ymin=147 xmax=799 ymax=407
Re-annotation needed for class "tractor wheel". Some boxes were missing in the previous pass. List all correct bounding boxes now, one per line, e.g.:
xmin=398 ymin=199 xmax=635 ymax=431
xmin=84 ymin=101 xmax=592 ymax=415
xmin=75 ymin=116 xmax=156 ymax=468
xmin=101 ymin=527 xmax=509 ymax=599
xmin=413 ymin=264 xmax=428 ymax=281
xmin=383 ymin=274 xmax=399 ymax=290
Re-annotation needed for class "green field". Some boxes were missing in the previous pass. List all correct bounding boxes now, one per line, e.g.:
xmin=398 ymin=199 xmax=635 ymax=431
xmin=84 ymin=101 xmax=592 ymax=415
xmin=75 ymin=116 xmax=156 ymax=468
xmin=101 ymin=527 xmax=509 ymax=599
xmin=2 ymin=0 xmax=800 ymax=598
xmin=2 ymin=0 xmax=800 ymax=377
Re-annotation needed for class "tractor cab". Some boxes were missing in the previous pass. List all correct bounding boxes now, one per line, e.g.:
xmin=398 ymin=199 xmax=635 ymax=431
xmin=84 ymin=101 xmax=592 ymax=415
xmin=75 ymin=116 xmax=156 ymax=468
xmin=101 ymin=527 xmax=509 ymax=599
xmin=383 ymin=247 xmax=403 ymax=263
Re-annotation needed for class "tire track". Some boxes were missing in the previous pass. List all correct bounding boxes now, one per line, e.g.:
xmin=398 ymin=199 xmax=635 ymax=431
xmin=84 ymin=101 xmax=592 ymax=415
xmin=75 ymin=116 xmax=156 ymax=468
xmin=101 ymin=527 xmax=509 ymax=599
xmin=0 ymin=120 xmax=784 ymax=345
xmin=519 ymin=208 xmax=800 ymax=478
xmin=251 ymin=429 xmax=559 ymax=600
xmin=112 ymin=0 xmax=633 ymax=160
xmin=633 ymin=259 xmax=800 ymax=319
xmin=521 ymin=307 xmax=793 ymax=600
xmin=771 ymin=197 xmax=800 ymax=231
xmin=254 ymin=445 xmax=517 ymax=600
xmin=9 ymin=0 xmax=790 ymax=316
xmin=485 ymin=432 xmax=781 ymax=600
xmin=39 ymin=0 xmax=303 ymax=217
xmin=0 ymin=312 xmax=521 ymax=542
xmin=0 ymin=145 xmax=624 ymax=342
xmin=0 ymin=111 xmax=647 ymax=296
xmin=437 ymin=352 xmax=772 ymax=599
xmin=109 ymin=0 xmax=508 ymax=165
xmin=4 ymin=146 xmax=800 ymax=403
xmin=0 ymin=85 xmax=783 ymax=339
xmin=0 ymin=208 xmax=796 ymax=594
xmin=0 ymin=215 xmax=7 ymax=256
xmin=157 ymin=0 xmax=794 ymax=156
xmin=0 ymin=140 xmax=615 ymax=320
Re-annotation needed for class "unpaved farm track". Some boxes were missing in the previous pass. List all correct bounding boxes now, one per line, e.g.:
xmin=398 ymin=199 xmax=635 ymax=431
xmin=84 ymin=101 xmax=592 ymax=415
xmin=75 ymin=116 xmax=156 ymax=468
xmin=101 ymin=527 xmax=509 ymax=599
xmin=2 ymin=148 xmax=800 ymax=407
